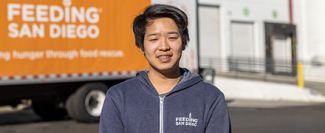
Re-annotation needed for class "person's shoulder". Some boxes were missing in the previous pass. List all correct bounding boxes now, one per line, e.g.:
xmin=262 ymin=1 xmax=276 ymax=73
xmin=193 ymin=82 xmax=228 ymax=106
xmin=107 ymin=77 xmax=139 ymax=96
xmin=195 ymin=81 xmax=224 ymax=97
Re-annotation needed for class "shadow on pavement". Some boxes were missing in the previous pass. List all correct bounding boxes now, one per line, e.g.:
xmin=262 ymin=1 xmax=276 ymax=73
xmin=0 ymin=107 xmax=69 ymax=126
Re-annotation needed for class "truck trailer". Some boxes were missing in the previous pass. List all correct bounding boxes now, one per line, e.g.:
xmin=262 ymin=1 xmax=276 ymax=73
xmin=0 ymin=0 xmax=200 ymax=122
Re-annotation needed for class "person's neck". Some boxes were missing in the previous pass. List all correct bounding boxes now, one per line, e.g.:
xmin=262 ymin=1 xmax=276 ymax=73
xmin=147 ymin=67 xmax=182 ymax=95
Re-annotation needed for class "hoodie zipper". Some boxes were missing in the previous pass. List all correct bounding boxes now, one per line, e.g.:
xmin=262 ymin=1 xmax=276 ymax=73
xmin=159 ymin=96 xmax=165 ymax=133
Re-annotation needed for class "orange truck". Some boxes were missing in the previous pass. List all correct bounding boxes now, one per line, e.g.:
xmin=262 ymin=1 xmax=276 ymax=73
xmin=0 ymin=0 xmax=199 ymax=122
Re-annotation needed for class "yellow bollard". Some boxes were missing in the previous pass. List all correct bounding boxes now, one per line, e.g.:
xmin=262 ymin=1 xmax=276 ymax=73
xmin=297 ymin=63 xmax=304 ymax=89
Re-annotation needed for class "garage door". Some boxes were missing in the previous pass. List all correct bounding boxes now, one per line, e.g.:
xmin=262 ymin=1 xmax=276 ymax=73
xmin=199 ymin=5 xmax=221 ymax=70
xmin=229 ymin=21 xmax=256 ymax=72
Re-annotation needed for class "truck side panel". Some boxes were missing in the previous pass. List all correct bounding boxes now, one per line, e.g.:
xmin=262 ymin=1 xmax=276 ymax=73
xmin=0 ymin=0 xmax=150 ymax=85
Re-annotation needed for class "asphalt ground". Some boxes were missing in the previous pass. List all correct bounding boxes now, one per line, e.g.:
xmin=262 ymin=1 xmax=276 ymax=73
xmin=230 ymin=101 xmax=325 ymax=133
xmin=0 ymin=99 xmax=325 ymax=133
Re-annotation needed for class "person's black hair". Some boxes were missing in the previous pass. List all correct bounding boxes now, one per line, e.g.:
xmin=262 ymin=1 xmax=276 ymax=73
xmin=133 ymin=4 xmax=189 ymax=51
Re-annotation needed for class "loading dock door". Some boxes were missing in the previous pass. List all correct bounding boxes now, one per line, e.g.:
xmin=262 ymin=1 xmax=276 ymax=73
xmin=198 ymin=5 xmax=221 ymax=70
xmin=265 ymin=23 xmax=297 ymax=76
xmin=272 ymin=34 xmax=293 ymax=73
xmin=229 ymin=21 xmax=256 ymax=72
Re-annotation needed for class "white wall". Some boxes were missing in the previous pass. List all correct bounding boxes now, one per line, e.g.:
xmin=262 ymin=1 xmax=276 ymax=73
xmin=199 ymin=0 xmax=325 ymax=82
xmin=222 ymin=0 xmax=288 ymax=22
xmin=294 ymin=0 xmax=325 ymax=82
xmin=304 ymin=0 xmax=325 ymax=60
xmin=222 ymin=0 xmax=289 ymax=60
xmin=198 ymin=0 xmax=289 ymax=72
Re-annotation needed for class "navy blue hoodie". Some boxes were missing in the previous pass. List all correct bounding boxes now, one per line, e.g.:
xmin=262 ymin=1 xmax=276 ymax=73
xmin=99 ymin=69 xmax=231 ymax=133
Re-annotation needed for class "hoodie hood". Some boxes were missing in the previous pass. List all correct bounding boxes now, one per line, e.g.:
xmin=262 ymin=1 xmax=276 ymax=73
xmin=136 ymin=68 xmax=202 ymax=96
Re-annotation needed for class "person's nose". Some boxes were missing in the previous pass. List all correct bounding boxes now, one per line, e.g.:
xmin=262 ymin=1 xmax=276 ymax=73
xmin=159 ymin=37 xmax=171 ymax=51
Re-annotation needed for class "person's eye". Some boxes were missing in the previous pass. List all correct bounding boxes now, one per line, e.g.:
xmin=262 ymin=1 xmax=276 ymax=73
xmin=149 ymin=38 xmax=158 ymax=42
xmin=169 ymin=36 xmax=179 ymax=40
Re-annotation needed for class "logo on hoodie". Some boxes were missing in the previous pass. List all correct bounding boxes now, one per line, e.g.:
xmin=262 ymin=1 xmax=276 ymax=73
xmin=175 ymin=113 xmax=198 ymax=127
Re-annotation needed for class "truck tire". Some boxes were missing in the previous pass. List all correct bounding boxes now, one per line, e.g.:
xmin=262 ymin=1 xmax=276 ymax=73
xmin=32 ymin=101 xmax=67 ymax=120
xmin=66 ymin=83 xmax=107 ymax=122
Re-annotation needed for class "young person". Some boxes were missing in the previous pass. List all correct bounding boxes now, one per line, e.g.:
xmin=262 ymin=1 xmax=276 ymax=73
xmin=99 ymin=4 xmax=231 ymax=133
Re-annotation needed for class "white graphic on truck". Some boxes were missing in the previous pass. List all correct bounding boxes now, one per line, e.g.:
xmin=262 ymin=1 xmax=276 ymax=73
xmin=7 ymin=0 xmax=101 ymax=39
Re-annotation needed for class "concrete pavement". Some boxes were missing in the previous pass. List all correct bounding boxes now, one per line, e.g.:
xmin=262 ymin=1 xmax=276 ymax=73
xmin=214 ymin=76 xmax=325 ymax=102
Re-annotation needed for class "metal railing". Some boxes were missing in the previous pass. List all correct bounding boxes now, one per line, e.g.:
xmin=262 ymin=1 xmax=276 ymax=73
xmin=201 ymin=56 xmax=325 ymax=83
xmin=200 ymin=57 xmax=321 ymax=83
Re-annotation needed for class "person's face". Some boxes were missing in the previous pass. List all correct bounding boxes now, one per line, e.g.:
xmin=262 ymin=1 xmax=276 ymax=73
xmin=143 ymin=17 xmax=183 ymax=73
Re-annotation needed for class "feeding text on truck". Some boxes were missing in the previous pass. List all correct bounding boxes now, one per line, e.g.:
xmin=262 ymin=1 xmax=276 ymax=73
xmin=7 ymin=2 xmax=100 ymax=39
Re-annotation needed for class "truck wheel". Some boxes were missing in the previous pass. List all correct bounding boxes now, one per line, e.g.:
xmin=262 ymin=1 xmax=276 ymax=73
xmin=32 ymin=101 xmax=67 ymax=120
xmin=66 ymin=83 xmax=107 ymax=122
